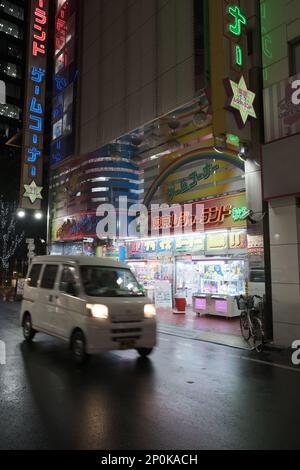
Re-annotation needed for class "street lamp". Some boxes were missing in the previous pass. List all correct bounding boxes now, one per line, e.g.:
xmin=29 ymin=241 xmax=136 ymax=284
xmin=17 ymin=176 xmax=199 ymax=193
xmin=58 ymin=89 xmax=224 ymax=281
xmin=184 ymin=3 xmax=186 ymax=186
xmin=17 ymin=209 xmax=26 ymax=218
xmin=34 ymin=211 xmax=43 ymax=220
xmin=238 ymin=143 xmax=249 ymax=161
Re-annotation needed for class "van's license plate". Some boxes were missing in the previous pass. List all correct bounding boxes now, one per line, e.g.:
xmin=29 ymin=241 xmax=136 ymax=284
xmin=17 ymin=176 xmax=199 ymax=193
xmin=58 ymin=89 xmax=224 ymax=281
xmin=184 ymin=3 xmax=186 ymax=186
xmin=119 ymin=340 xmax=135 ymax=349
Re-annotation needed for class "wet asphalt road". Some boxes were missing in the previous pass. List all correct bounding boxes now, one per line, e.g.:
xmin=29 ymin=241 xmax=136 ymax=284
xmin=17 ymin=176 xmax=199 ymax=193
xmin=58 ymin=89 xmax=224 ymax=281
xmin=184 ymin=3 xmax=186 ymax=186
xmin=0 ymin=301 xmax=300 ymax=450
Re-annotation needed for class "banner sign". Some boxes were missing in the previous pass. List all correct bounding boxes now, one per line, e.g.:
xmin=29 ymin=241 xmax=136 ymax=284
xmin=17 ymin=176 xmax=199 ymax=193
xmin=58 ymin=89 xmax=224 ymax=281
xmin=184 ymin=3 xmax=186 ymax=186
xmin=126 ymin=230 xmax=247 ymax=259
xmin=154 ymin=281 xmax=173 ymax=308
xmin=263 ymin=72 xmax=300 ymax=143
xmin=151 ymin=193 xmax=247 ymax=233
xmin=19 ymin=0 xmax=49 ymax=209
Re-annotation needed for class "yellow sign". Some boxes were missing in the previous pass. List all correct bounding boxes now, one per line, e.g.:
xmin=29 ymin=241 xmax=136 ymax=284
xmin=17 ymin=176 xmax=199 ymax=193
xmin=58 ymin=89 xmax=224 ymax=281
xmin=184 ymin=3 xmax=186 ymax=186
xmin=206 ymin=233 xmax=228 ymax=249
xmin=225 ymin=75 xmax=256 ymax=127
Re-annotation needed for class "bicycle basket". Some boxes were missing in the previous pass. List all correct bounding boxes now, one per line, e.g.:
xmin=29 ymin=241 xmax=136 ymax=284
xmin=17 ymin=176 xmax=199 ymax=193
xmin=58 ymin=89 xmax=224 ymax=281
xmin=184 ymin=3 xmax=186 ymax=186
xmin=236 ymin=296 xmax=254 ymax=310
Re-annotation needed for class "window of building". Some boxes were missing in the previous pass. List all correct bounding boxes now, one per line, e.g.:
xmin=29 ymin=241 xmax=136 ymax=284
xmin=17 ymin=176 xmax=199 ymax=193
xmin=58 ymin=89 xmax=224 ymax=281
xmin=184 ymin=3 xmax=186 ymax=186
xmin=52 ymin=93 xmax=63 ymax=121
xmin=7 ymin=43 xmax=22 ymax=59
xmin=57 ymin=0 xmax=67 ymax=13
xmin=0 ymin=18 xmax=23 ymax=39
xmin=6 ymin=82 xmax=21 ymax=99
xmin=0 ymin=61 xmax=21 ymax=79
xmin=65 ymin=38 xmax=75 ymax=68
xmin=290 ymin=38 xmax=300 ymax=76
xmin=63 ymin=109 xmax=72 ymax=135
xmin=53 ymin=118 xmax=63 ymax=140
xmin=66 ymin=13 xmax=75 ymax=44
xmin=0 ymin=103 xmax=20 ymax=119
xmin=0 ymin=1 xmax=24 ymax=20
xmin=40 ymin=265 xmax=59 ymax=290
xmin=63 ymin=84 xmax=73 ymax=112
xmin=55 ymin=52 xmax=65 ymax=74
xmin=0 ymin=122 xmax=10 ymax=138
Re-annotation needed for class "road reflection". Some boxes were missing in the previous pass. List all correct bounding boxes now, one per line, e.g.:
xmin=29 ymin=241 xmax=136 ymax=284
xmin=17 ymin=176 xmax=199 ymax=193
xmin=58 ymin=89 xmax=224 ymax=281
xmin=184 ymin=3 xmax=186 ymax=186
xmin=20 ymin=337 xmax=155 ymax=449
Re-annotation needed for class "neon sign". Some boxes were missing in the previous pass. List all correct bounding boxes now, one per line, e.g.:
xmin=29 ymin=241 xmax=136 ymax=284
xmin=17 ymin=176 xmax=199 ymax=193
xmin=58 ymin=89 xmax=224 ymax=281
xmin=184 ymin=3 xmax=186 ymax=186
xmin=26 ymin=67 xmax=45 ymax=179
xmin=19 ymin=0 xmax=49 ymax=209
xmin=32 ymin=1 xmax=48 ymax=56
xmin=224 ymin=2 xmax=247 ymax=71
xmin=228 ymin=5 xmax=246 ymax=36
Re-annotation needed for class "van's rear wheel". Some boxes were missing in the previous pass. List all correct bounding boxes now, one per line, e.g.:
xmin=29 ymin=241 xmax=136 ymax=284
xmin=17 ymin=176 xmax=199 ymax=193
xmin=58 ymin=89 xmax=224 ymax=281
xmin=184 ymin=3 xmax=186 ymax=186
xmin=23 ymin=313 xmax=36 ymax=342
xmin=137 ymin=347 xmax=153 ymax=357
xmin=71 ymin=330 xmax=89 ymax=365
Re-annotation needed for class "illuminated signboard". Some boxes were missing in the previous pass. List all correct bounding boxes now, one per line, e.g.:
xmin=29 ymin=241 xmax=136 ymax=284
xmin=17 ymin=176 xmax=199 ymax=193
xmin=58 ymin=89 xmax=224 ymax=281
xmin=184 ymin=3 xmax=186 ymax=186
xmin=151 ymin=194 xmax=248 ymax=232
xmin=20 ymin=0 xmax=49 ymax=209
xmin=50 ymin=0 xmax=77 ymax=165
xmin=224 ymin=75 xmax=257 ymax=128
xmin=224 ymin=1 xmax=247 ymax=71
xmin=167 ymin=163 xmax=220 ymax=201
xmin=222 ymin=2 xmax=257 ymax=128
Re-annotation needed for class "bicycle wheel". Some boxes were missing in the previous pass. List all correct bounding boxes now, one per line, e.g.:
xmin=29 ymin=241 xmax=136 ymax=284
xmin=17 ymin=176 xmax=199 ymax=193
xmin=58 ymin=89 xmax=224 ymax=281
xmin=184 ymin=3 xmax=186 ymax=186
xmin=252 ymin=316 xmax=264 ymax=352
xmin=240 ymin=311 xmax=251 ymax=341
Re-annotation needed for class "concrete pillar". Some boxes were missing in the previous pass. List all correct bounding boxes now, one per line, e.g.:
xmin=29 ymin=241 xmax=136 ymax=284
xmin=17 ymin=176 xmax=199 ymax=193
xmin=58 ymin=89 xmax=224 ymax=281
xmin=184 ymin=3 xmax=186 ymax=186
xmin=269 ymin=197 xmax=300 ymax=346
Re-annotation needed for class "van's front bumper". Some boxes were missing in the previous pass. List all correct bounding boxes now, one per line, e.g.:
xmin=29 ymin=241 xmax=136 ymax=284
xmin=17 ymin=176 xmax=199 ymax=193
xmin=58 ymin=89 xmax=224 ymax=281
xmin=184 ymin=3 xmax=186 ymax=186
xmin=85 ymin=318 xmax=157 ymax=354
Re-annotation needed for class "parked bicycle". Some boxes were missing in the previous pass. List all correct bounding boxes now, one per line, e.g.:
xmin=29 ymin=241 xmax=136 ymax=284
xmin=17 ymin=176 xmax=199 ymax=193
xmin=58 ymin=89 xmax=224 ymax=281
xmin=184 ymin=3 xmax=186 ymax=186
xmin=236 ymin=295 xmax=265 ymax=352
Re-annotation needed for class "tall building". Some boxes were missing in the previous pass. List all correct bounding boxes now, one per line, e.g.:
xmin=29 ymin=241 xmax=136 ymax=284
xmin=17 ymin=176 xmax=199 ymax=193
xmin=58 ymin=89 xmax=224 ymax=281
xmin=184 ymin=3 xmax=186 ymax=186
xmin=48 ymin=1 xmax=269 ymax=345
xmin=261 ymin=0 xmax=300 ymax=346
xmin=0 ymin=0 xmax=27 ymax=201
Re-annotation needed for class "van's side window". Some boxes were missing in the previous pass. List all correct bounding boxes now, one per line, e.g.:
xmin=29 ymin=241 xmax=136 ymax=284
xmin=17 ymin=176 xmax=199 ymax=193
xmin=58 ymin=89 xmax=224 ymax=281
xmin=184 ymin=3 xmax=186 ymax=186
xmin=28 ymin=264 xmax=42 ymax=287
xmin=60 ymin=266 xmax=77 ymax=296
xmin=40 ymin=265 xmax=59 ymax=290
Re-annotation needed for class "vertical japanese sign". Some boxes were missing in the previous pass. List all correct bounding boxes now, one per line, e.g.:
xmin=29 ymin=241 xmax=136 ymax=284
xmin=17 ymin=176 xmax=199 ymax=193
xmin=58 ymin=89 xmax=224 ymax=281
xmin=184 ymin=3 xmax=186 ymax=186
xmin=223 ymin=1 xmax=256 ymax=128
xmin=19 ymin=0 xmax=49 ymax=210
xmin=224 ymin=1 xmax=247 ymax=72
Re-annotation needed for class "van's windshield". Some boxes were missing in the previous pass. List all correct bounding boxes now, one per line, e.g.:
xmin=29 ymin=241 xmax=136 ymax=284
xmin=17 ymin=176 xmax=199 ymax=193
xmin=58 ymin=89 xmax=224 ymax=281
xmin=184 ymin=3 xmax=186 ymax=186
xmin=80 ymin=266 xmax=145 ymax=297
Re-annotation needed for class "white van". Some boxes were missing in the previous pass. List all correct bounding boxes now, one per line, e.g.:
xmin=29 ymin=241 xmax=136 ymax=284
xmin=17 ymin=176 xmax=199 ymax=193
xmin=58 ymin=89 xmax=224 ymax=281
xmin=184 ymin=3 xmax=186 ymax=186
xmin=20 ymin=256 xmax=157 ymax=364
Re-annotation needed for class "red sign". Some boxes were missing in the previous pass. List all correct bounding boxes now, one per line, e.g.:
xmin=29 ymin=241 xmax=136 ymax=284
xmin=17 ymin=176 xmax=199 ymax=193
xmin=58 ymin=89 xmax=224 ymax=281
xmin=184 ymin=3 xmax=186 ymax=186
xmin=32 ymin=1 xmax=48 ymax=56
xmin=150 ymin=194 xmax=247 ymax=232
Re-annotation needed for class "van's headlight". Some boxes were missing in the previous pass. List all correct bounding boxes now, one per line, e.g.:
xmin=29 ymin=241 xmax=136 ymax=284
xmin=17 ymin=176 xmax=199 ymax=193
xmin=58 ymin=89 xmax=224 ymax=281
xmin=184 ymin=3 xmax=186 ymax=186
xmin=86 ymin=304 xmax=109 ymax=319
xmin=144 ymin=304 xmax=156 ymax=318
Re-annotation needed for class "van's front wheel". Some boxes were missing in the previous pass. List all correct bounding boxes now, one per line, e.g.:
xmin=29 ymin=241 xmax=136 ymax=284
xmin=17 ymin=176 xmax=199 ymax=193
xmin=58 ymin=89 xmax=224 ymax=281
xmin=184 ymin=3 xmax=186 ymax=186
xmin=136 ymin=347 xmax=153 ymax=357
xmin=71 ymin=330 xmax=89 ymax=365
xmin=22 ymin=313 xmax=36 ymax=342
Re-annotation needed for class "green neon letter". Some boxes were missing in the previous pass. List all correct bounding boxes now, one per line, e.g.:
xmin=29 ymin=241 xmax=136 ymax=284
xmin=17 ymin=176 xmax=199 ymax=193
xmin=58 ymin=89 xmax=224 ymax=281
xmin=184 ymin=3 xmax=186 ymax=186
xmin=228 ymin=5 xmax=246 ymax=36
xmin=235 ymin=44 xmax=243 ymax=66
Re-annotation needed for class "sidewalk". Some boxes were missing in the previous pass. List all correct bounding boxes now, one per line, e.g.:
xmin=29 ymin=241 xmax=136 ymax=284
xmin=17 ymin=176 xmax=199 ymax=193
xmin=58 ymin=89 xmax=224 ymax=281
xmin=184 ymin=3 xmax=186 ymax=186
xmin=156 ymin=307 xmax=250 ymax=350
